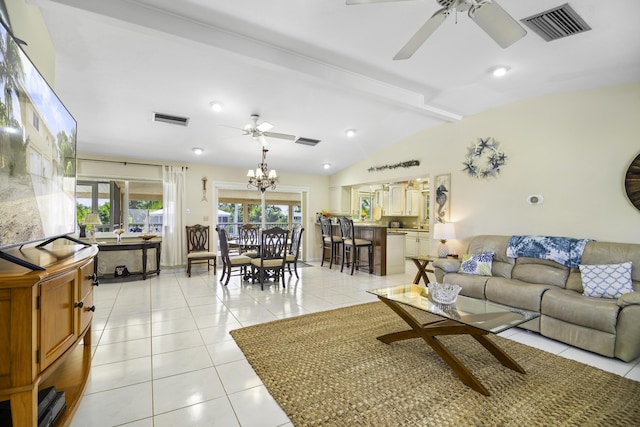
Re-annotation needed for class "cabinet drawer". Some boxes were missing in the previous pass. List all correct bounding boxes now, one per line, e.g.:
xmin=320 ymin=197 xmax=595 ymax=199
xmin=79 ymin=258 xmax=96 ymax=301
xmin=78 ymin=291 xmax=94 ymax=335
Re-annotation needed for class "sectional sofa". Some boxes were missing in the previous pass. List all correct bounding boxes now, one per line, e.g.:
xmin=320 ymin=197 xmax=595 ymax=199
xmin=432 ymin=235 xmax=640 ymax=362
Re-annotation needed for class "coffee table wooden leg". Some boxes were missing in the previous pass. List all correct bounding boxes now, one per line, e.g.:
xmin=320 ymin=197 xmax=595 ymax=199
xmin=377 ymin=297 xmax=491 ymax=395
xmin=473 ymin=334 xmax=526 ymax=374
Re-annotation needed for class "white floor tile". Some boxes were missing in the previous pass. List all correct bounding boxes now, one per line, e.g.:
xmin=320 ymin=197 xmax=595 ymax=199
xmin=152 ymin=346 xmax=213 ymax=379
xmin=85 ymin=356 xmax=152 ymax=394
xmin=152 ymin=367 xmax=227 ymax=414
xmin=152 ymin=330 xmax=205 ymax=354
xmin=153 ymin=396 xmax=240 ymax=427
xmin=228 ymin=385 xmax=289 ymax=427
xmin=216 ymin=359 xmax=263 ymax=395
xmin=70 ymin=382 xmax=152 ymax=427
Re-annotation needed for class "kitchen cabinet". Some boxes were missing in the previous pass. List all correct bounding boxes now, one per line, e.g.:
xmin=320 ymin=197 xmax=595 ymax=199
xmin=0 ymin=244 xmax=98 ymax=427
xmin=386 ymin=233 xmax=406 ymax=274
xmin=405 ymin=190 xmax=421 ymax=216
xmin=374 ymin=189 xmax=388 ymax=216
xmin=404 ymin=231 xmax=431 ymax=257
xmin=387 ymin=185 xmax=405 ymax=216
xmin=329 ymin=186 xmax=351 ymax=215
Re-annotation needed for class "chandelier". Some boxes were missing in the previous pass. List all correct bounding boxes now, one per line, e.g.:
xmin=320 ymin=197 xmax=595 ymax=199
xmin=247 ymin=148 xmax=278 ymax=192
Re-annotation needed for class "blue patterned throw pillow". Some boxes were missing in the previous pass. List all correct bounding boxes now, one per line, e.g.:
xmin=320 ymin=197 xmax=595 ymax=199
xmin=579 ymin=262 xmax=633 ymax=298
xmin=458 ymin=252 xmax=494 ymax=276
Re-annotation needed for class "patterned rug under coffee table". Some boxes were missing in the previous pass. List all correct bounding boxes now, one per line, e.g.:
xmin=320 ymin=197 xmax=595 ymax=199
xmin=230 ymin=302 xmax=640 ymax=426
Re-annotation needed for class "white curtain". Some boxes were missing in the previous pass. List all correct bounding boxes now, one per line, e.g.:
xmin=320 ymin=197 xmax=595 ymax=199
xmin=161 ymin=166 xmax=187 ymax=268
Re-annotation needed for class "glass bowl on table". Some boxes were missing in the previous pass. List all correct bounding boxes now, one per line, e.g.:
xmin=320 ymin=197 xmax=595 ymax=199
xmin=427 ymin=282 xmax=462 ymax=305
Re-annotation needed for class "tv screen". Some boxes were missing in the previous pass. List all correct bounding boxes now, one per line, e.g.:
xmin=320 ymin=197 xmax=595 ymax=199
xmin=0 ymin=21 xmax=77 ymax=250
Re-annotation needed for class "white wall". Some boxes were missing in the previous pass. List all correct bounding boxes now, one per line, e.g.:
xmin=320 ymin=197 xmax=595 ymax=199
xmin=7 ymin=0 xmax=56 ymax=85
xmin=331 ymin=83 xmax=640 ymax=247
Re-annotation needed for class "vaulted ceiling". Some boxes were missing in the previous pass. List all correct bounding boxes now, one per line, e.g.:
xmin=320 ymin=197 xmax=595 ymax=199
xmin=29 ymin=0 xmax=640 ymax=175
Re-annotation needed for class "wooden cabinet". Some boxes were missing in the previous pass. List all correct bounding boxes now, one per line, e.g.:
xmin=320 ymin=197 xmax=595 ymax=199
xmin=404 ymin=231 xmax=431 ymax=257
xmin=387 ymin=185 xmax=405 ymax=216
xmin=405 ymin=190 xmax=421 ymax=216
xmin=374 ymin=189 xmax=388 ymax=216
xmin=0 ymin=243 xmax=98 ymax=427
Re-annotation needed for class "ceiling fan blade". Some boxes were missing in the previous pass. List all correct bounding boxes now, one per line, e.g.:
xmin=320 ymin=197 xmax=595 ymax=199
xmin=263 ymin=131 xmax=296 ymax=141
xmin=470 ymin=0 xmax=527 ymax=48
xmin=346 ymin=0 xmax=414 ymax=5
xmin=393 ymin=9 xmax=448 ymax=60
xmin=256 ymin=121 xmax=273 ymax=132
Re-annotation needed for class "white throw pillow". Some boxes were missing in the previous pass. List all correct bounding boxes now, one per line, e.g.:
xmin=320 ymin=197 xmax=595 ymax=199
xmin=579 ymin=262 xmax=633 ymax=299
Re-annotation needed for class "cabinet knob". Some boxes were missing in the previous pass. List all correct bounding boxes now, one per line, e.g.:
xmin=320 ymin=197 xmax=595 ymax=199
xmin=87 ymin=305 xmax=96 ymax=312
xmin=88 ymin=273 xmax=99 ymax=286
xmin=74 ymin=301 xmax=84 ymax=308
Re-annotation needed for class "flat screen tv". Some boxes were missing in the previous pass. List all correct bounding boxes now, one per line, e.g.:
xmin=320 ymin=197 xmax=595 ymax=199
xmin=0 ymin=21 xmax=77 ymax=261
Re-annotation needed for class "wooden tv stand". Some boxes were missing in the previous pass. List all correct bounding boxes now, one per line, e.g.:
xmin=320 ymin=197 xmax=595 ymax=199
xmin=0 ymin=243 xmax=99 ymax=427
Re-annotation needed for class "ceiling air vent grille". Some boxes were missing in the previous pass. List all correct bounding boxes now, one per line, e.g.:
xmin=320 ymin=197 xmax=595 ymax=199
xmin=295 ymin=137 xmax=321 ymax=146
xmin=521 ymin=3 xmax=591 ymax=42
xmin=153 ymin=112 xmax=190 ymax=126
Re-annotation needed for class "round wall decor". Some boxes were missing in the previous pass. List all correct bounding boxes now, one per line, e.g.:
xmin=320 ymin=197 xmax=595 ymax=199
xmin=625 ymin=153 xmax=640 ymax=212
xmin=462 ymin=137 xmax=507 ymax=179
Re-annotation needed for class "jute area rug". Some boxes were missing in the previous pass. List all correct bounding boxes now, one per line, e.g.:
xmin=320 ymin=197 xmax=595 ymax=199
xmin=230 ymin=302 xmax=640 ymax=427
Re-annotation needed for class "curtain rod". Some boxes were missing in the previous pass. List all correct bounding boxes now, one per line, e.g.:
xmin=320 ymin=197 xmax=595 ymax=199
xmin=78 ymin=158 xmax=188 ymax=169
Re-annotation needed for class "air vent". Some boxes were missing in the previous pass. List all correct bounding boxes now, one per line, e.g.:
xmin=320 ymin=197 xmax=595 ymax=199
xmin=521 ymin=3 xmax=591 ymax=42
xmin=153 ymin=112 xmax=190 ymax=126
xmin=295 ymin=137 xmax=321 ymax=146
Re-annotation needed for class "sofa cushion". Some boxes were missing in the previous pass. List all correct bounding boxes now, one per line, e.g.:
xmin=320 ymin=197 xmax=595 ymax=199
xmin=458 ymin=252 xmax=493 ymax=276
xmin=541 ymin=288 xmax=620 ymax=334
xmin=579 ymin=262 xmax=633 ymax=298
xmin=485 ymin=277 xmax=551 ymax=312
xmin=511 ymin=257 xmax=569 ymax=288
xmin=439 ymin=273 xmax=489 ymax=299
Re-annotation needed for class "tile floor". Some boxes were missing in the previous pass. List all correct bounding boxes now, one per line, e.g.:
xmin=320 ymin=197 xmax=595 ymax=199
xmin=71 ymin=260 xmax=640 ymax=427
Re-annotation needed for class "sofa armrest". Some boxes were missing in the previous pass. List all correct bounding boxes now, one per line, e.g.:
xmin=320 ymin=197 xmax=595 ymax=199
xmin=432 ymin=259 xmax=460 ymax=274
xmin=617 ymin=292 xmax=640 ymax=308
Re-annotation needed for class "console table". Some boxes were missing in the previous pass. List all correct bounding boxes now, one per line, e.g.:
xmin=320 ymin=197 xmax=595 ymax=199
xmin=95 ymin=239 xmax=161 ymax=280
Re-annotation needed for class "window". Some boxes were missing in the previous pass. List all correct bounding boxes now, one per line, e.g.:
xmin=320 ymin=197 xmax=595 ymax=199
xmin=77 ymin=180 xmax=163 ymax=233
xmin=218 ymin=196 xmax=301 ymax=236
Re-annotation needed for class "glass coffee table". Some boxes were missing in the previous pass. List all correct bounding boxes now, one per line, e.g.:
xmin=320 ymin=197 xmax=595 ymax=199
xmin=368 ymin=284 xmax=540 ymax=395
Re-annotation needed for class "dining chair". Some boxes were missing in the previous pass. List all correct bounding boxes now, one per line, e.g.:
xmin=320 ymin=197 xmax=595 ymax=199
xmin=286 ymin=225 xmax=305 ymax=279
xmin=185 ymin=224 xmax=217 ymax=277
xmin=250 ymin=226 xmax=289 ymax=290
xmin=338 ymin=217 xmax=373 ymax=275
xmin=239 ymin=224 xmax=260 ymax=258
xmin=216 ymin=226 xmax=252 ymax=286
xmin=320 ymin=216 xmax=342 ymax=269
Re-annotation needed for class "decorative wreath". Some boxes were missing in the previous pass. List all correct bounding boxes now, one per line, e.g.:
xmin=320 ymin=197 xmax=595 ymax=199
xmin=462 ymin=137 xmax=507 ymax=179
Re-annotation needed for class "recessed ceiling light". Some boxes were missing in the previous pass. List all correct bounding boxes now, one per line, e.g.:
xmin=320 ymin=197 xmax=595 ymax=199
xmin=192 ymin=147 xmax=204 ymax=155
xmin=209 ymin=101 xmax=224 ymax=112
xmin=492 ymin=66 xmax=509 ymax=77
xmin=323 ymin=163 xmax=331 ymax=170
xmin=346 ymin=129 xmax=357 ymax=137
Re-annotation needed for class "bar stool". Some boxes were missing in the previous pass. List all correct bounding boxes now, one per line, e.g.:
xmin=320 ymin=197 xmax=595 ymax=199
xmin=320 ymin=216 xmax=342 ymax=269
xmin=338 ymin=217 xmax=373 ymax=275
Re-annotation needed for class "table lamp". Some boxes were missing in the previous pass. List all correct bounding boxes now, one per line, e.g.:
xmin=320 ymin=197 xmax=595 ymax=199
xmin=433 ymin=222 xmax=455 ymax=258
xmin=84 ymin=213 xmax=102 ymax=243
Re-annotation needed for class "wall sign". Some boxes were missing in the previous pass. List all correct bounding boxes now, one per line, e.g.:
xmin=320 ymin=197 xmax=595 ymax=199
xmin=368 ymin=160 xmax=419 ymax=172
xmin=625 ymin=152 xmax=640 ymax=212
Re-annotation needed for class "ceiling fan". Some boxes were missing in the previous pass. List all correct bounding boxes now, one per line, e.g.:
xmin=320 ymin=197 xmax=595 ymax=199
xmin=235 ymin=114 xmax=321 ymax=147
xmin=347 ymin=0 xmax=527 ymax=60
